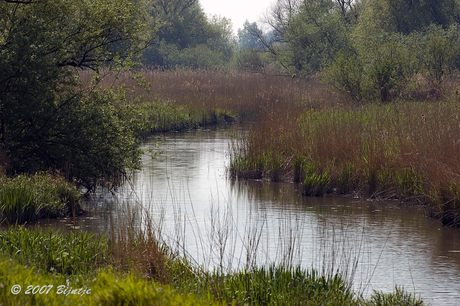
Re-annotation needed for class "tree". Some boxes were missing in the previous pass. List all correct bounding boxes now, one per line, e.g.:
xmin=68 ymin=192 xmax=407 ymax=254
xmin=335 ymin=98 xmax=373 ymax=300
xmin=349 ymin=0 xmax=460 ymax=101
xmin=263 ymin=0 xmax=361 ymax=75
xmin=356 ymin=0 xmax=460 ymax=37
xmin=148 ymin=0 xmax=207 ymax=48
xmin=238 ymin=21 xmax=266 ymax=51
xmin=385 ymin=0 xmax=459 ymax=34
xmin=143 ymin=0 xmax=234 ymax=68
xmin=0 ymin=0 xmax=151 ymax=189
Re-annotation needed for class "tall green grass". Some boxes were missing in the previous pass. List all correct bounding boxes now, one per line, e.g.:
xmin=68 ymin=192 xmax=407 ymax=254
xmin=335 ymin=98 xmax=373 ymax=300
xmin=0 ymin=252 xmax=426 ymax=305
xmin=0 ymin=253 xmax=218 ymax=306
xmin=0 ymin=227 xmax=107 ymax=275
xmin=363 ymin=287 xmax=425 ymax=306
xmin=217 ymin=266 xmax=355 ymax=305
xmin=0 ymin=173 xmax=81 ymax=224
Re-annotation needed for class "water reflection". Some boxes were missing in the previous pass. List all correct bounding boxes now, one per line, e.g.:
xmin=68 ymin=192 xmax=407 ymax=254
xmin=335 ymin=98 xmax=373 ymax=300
xmin=35 ymin=125 xmax=460 ymax=305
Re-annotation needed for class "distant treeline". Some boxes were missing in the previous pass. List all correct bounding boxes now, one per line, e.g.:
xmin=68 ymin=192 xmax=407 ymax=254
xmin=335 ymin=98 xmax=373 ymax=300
xmin=234 ymin=0 xmax=460 ymax=102
xmin=145 ymin=0 xmax=460 ymax=102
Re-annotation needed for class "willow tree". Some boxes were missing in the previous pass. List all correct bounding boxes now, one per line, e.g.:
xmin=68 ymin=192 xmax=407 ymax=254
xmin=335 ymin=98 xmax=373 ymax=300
xmin=0 ymin=0 xmax=151 ymax=190
xmin=264 ymin=0 xmax=361 ymax=76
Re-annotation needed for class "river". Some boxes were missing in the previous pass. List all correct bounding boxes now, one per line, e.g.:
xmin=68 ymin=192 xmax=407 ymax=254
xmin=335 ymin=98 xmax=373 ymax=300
xmin=37 ymin=125 xmax=460 ymax=305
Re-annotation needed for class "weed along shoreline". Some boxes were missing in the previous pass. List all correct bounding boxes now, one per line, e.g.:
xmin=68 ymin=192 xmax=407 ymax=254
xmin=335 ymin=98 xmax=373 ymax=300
xmin=4 ymin=70 xmax=460 ymax=305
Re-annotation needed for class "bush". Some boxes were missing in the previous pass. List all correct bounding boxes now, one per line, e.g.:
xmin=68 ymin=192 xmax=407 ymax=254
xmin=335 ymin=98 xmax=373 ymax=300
xmin=323 ymin=52 xmax=365 ymax=102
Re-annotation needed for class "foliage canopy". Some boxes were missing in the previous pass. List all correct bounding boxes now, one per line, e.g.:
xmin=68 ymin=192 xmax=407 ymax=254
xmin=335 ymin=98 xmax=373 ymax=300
xmin=0 ymin=0 xmax=151 ymax=189
xmin=143 ymin=0 xmax=234 ymax=69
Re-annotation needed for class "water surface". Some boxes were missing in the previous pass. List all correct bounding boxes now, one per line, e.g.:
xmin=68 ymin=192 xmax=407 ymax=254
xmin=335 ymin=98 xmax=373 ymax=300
xmin=37 ymin=125 xmax=460 ymax=305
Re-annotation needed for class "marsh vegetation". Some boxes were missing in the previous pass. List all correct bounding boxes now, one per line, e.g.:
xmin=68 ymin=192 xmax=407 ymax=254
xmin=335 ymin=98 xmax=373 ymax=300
xmin=3 ymin=0 xmax=460 ymax=304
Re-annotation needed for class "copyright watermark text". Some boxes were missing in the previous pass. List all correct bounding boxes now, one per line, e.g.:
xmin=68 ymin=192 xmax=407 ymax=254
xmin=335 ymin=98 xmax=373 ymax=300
xmin=10 ymin=284 xmax=91 ymax=296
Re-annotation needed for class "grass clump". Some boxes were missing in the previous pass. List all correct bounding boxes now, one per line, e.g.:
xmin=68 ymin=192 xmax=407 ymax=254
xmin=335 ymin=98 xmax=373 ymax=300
xmin=217 ymin=266 xmax=355 ymax=306
xmin=0 ymin=227 xmax=107 ymax=275
xmin=160 ymin=262 xmax=427 ymax=306
xmin=0 ymin=173 xmax=81 ymax=224
xmin=364 ymin=287 xmax=425 ymax=306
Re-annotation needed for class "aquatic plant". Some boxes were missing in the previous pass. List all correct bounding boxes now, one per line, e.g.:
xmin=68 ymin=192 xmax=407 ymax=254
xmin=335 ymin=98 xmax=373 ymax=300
xmin=364 ymin=286 xmax=425 ymax=306
xmin=217 ymin=266 xmax=355 ymax=305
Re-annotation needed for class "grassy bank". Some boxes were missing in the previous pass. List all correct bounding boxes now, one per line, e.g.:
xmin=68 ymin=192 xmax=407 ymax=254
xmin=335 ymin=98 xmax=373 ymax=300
xmin=0 ymin=226 xmax=426 ymax=305
xmin=124 ymin=97 xmax=237 ymax=138
xmin=124 ymin=69 xmax=460 ymax=227
xmin=230 ymin=96 xmax=460 ymax=226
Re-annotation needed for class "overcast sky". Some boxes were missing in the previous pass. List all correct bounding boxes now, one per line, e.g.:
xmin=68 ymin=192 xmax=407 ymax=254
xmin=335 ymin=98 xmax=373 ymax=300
xmin=199 ymin=0 xmax=274 ymax=35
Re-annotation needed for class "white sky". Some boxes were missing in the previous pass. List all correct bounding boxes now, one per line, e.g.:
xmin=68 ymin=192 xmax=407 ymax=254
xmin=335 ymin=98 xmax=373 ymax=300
xmin=199 ymin=0 xmax=274 ymax=36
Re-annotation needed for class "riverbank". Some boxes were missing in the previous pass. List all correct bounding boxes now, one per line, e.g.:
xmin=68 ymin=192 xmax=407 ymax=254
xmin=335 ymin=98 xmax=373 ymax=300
xmin=4 ymin=69 xmax=460 ymax=226
xmin=2 ymin=70 xmax=295 ymax=224
xmin=229 ymin=96 xmax=460 ymax=227
xmin=137 ymin=70 xmax=460 ymax=227
xmin=0 ymin=225 xmax=427 ymax=305
xmin=122 ymin=71 xmax=460 ymax=229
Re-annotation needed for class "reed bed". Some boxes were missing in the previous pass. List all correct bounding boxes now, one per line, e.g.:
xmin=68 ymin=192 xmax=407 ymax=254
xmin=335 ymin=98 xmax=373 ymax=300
xmin=82 ymin=69 xmax=336 ymax=134
xmin=134 ymin=69 xmax=332 ymax=121
xmin=230 ymin=97 xmax=460 ymax=226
